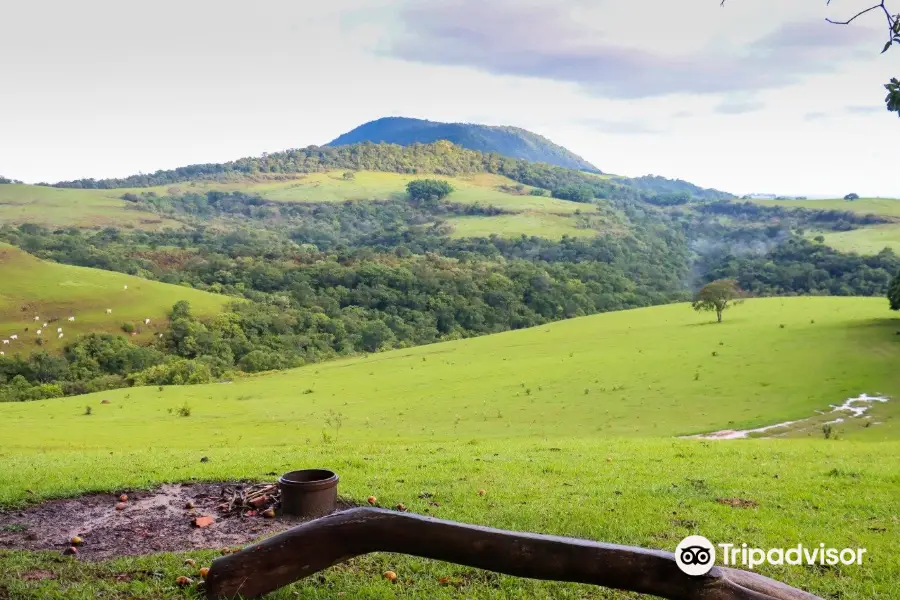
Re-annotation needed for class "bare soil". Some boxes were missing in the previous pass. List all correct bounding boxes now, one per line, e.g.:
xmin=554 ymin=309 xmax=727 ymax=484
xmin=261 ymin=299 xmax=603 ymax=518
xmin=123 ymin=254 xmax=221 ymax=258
xmin=0 ymin=482 xmax=350 ymax=560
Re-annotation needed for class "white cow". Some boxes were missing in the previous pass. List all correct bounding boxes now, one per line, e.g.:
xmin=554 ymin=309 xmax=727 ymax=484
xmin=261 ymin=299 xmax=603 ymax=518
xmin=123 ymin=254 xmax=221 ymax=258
xmin=58 ymin=333 xmax=64 ymax=339
xmin=106 ymin=309 xmax=112 ymax=314
xmin=67 ymin=316 xmax=75 ymax=322
xmin=34 ymin=316 xmax=40 ymax=321
xmin=36 ymin=329 xmax=42 ymax=335
xmin=57 ymin=327 xmax=63 ymax=333
xmin=144 ymin=318 xmax=151 ymax=325
xmin=123 ymin=285 xmax=128 ymax=290
xmin=9 ymin=335 xmax=17 ymax=340
xmin=158 ymin=333 xmax=164 ymax=338
xmin=1 ymin=340 xmax=8 ymax=345
xmin=42 ymin=322 xmax=47 ymax=327
xmin=0 ymin=352 xmax=4 ymax=356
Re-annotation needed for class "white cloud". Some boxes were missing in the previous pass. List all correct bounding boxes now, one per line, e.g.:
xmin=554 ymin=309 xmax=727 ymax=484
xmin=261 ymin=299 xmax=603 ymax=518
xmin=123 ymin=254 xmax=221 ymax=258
xmin=0 ymin=0 xmax=896 ymax=197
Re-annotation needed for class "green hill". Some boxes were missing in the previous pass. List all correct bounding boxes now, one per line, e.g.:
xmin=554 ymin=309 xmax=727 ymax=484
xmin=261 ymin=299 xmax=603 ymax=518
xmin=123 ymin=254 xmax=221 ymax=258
xmin=0 ymin=296 xmax=898 ymax=598
xmin=0 ymin=183 xmax=181 ymax=230
xmin=326 ymin=116 xmax=601 ymax=172
xmin=751 ymin=197 xmax=900 ymax=255
xmin=0 ymin=243 xmax=230 ymax=352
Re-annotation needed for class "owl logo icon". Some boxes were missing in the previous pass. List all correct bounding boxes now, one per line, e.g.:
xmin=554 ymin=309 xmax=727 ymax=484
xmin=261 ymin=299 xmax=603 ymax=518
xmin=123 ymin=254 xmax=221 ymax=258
xmin=675 ymin=535 xmax=716 ymax=576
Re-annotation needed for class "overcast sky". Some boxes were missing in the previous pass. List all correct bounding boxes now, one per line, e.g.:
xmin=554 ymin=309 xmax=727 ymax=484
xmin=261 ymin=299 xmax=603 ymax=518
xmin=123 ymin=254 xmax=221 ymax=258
xmin=1 ymin=0 xmax=897 ymax=196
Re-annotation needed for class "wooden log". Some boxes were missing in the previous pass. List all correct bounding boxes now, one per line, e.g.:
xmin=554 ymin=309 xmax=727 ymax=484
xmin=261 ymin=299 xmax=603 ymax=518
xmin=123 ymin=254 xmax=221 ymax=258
xmin=205 ymin=507 xmax=822 ymax=600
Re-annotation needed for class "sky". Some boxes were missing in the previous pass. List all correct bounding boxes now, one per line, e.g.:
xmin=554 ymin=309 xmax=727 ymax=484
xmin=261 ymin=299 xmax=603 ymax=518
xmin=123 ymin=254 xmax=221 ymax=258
xmin=0 ymin=0 xmax=897 ymax=196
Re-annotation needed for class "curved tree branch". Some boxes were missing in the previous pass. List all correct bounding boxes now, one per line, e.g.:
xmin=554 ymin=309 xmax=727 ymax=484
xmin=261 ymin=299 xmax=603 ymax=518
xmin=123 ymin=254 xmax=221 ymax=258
xmin=204 ymin=507 xmax=823 ymax=600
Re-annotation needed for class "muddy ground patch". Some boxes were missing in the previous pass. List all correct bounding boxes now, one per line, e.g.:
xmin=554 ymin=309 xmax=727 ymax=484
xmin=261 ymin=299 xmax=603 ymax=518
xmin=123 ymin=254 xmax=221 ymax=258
xmin=0 ymin=482 xmax=352 ymax=561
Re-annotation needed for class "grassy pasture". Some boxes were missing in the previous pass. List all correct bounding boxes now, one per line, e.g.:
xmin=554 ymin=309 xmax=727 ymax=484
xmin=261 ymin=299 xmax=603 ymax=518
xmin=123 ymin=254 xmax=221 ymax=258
xmin=751 ymin=197 xmax=900 ymax=256
xmin=0 ymin=184 xmax=181 ymax=230
xmin=2 ymin=173 xmax=593 ymax=240
xmin=0 ymin=297 xmax=898 ymax=598
xmin=813 ymin=226 xmax=900 ymax=255
xmin=750 ymin=197 xmax=900 ymax=218
xmin=447 ymin=212 xmax=599 ymax=239
xmin=143 ymin=171 xmax=586 ymax=215
xmin=0 ymin=244 xmax=230 ymax=352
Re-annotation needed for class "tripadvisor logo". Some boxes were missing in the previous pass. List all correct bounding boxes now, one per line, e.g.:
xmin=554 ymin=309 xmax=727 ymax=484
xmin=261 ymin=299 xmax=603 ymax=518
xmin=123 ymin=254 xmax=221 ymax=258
xmin=674 ymin=535 xmax=867 ymax=575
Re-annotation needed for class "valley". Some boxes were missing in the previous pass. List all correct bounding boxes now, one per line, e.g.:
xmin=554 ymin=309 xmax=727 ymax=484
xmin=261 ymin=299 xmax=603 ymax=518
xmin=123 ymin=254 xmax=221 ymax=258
xmin=0 ymin=137 xmax=898 ymax=600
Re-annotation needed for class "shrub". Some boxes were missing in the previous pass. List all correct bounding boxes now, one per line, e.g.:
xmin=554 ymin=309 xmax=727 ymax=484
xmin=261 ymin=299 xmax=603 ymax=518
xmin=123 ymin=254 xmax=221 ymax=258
xmin=130 ymin=359 xmax=213 ymax=386
xmin=551 ymin=185 xmax=594 ymax=203
xmin=121 ymin=322 xmax=135 ymax=334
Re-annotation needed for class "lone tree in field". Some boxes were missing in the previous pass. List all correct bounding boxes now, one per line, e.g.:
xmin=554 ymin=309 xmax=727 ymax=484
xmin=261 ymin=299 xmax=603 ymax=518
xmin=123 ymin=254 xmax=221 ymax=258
xmin=406 ymin=179 xmax=454 ymax=207
xmin=844 ymin=192 xmax=860 ymax=201
xmin=692 ymin=279 xmax=745 ymax=323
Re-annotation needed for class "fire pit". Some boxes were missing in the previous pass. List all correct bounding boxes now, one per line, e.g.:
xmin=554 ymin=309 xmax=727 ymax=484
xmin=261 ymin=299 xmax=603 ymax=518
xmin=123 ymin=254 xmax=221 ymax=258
xmin=278 ymin=469 xmax=339 ymax=518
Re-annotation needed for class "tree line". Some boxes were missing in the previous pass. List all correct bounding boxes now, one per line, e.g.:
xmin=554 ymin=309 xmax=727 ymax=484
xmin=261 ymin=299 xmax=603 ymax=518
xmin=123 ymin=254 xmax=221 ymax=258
xmin=48 ymin=141 xmax=730 ymax=206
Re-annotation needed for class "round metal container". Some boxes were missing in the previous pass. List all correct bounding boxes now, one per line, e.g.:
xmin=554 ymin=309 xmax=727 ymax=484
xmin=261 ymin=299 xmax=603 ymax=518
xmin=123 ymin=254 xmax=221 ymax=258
xmin=278 ymin=469 xmax=339 ymax=518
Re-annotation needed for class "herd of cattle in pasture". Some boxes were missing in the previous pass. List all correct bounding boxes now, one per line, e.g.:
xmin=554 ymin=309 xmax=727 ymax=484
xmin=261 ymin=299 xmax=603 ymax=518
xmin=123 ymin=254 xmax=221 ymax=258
xmin=1 ymin=284 xmax=158 ymax=356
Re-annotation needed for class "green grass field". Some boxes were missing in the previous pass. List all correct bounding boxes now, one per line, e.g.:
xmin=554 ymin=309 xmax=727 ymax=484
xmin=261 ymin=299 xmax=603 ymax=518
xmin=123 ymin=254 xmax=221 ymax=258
xmin=750 ymin=197 xmax=900 ymax=255
xmin=750 ymin=197 xmax=900 ymax=218
xmin=0 ymin=184 xmax=181 ymax=230
xmin=1 ymin=297 xmax=898 ymax=598
xmin=2 ymin=172 xmax=593 ymax=240
xmin=0 ymin=244 xmax=230 ymax=352
xmin=447 ymin=212 xmax=599 ymax=239
xmin=813 ymin=226 xmax=900 ymax=255
xmin=139 ymin=171 xmax=585 ymax=215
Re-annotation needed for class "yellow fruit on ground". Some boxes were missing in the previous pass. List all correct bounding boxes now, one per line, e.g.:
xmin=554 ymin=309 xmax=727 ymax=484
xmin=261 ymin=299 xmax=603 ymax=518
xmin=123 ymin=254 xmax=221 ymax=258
xmin=383 ymin=570 xmax=398 ymax=582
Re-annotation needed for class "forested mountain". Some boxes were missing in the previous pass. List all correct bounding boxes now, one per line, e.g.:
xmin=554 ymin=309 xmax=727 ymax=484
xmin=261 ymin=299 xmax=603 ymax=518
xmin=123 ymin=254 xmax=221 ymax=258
xmin=327 ymin=117 xmax=600 ymax=172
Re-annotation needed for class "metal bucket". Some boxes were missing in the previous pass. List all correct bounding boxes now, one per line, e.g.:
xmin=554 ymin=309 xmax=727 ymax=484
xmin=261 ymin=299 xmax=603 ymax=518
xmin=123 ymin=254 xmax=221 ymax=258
xmin=278 ymin=469 xmax=339 ymax=518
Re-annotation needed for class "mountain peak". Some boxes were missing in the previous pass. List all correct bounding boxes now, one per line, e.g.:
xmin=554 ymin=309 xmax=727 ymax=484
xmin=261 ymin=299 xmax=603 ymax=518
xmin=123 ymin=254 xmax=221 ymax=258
xmin=326 ymin=117 xmax=601 ymax=173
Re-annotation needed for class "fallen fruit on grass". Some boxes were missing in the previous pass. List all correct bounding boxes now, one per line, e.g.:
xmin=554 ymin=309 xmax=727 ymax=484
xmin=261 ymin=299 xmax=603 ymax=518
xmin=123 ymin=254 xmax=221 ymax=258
xmin=118 ymin=494 xmax=128 ymax=502
xmin=198 ymin=567 xmax=210 ymax=578
xmin=63 ymin=546 xmax=78 ymax=555
xmin=383 ymin=570 xmax=397 ymax=582
xmin=184 ymin=559 xmax=196 ymax=567
xmin=71 ymin=536 xmax=83 ymax=545
xmin=115 ymin=502 xmax=127 ymax=511
xmin=477 ymin=489 xmax=486 ymax=496
xmin=367 ymin=495 xmax=377 ymax=505
xmin=175 ymin=576 xmax=193 ymax=586
xmin=396 ymin=503 xmax=406 ymax=511
xmin=262 ymin=507 xmax=276 ymax=518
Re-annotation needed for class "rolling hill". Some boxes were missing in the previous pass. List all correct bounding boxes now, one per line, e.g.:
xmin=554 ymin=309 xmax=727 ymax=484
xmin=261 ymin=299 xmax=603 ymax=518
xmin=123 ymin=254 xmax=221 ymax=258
xmin=751 ymin=197 xmax=900 ymax=255
xmin=0 ymin=183 xmax=181 ymax=230
xmin=326 ymin=117 xmax=601 ymax=172
xmin=0 ymin=243 xmax=230 ymax=352
xmin=0 ymin=296 xmax=897 ymax=598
